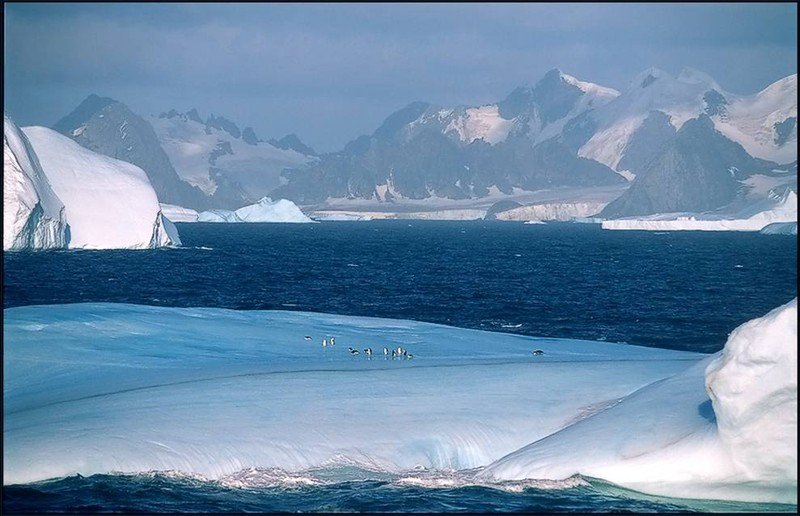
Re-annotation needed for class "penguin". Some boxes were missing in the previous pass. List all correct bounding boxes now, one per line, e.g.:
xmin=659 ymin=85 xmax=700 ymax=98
xmin=402 ymin=349 xmax=408 ymax=359
xmin=348 ymin=347 xmax=359 ymax=355
xmin=364 ymin=348 xmax=373 ymax=357
xmin=407 ymin=353 xmax=414 ymax=359
xmin=330 ymin=337 xmax=336 ymax=346
xmin=396 ymin=346 xmax=403 ymax=356
xmin=304 ymin=336 xmax=312 ymax=341
xmin=322 ymin=338 xmax=328 ymax=348
xmin=532 ymin=349 xmax=544 ymax=356
xmin=383 ymin=347 xmax=389 ymax=357
xmin=391 ymin=350 xmax=397 ymax=359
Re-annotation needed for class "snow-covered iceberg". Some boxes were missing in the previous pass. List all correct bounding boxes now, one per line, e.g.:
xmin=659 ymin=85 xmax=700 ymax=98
xmin=601 ymin=190 xmax=797 ymax=232
xmin=3 ymin=116 xmax=68 ymax=250
xmin=18 ymin=126 xmax=179 ymax=249
xmin=482 ymin=299 xmax=797 ymax=504
xmin=197 ymin=208 xmax=240 ymax=222
xmin=198 ymin=197 xmax=313 ymax=223
xmin=4 ymin=301 xmax=796 ymax=503
xmin=4 ymin=303 xmax=700 ymax=487
xmin=160 ymin=203 xmax=199 ymax=223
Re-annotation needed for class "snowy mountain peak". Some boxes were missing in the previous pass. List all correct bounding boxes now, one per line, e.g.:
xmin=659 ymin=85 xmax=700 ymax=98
xmin=205 ymin=114 xmax=241 ymax=139
xmin=560 ymin=72 xmax=620 ymax=99
xmin=268 ymin=134 xmax=317 ymax=156
xmin=53 ymin=94 xmax=117 ymax=135
xmin=677 ymin=67 xmax=721 ymax=90
xmin=629 ymin=67 xmax=671 ymax=90
xmin=755 ymin=73 xmax=797 ymax=105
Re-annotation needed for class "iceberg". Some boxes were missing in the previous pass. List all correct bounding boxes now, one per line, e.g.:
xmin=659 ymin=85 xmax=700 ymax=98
xmin=4 ymin=301 xmax=795 ymax=504
xmin=4 ymin=303 xmax=700 ymax=486
xmin=160 ymin=203 xmax=199 ymax=223
xmin=19 ymin=126 xmax=178 ymax=249
xmin=3 ymin=116 xmax=68 ymax=250
xmin=198 ymin=197 xmax=313 ymax=223
xmin=234 ymin=197 xmax=313 ymax=223
xmin=482 ymin=299 xmax=797 ymax=504
xmin=197 ymin=208 xmax=240 ymax=222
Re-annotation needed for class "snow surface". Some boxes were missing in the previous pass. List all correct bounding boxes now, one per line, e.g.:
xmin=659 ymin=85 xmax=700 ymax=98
xmin=3 ymin=116 xmax=67 ymax=250
xmin=579 ymin=67 xmax=713 ymax=169
xmin=197 ymin=197 xmax=313 ymax=223
xmin=160 ymin=203 xmax=199 ymax=223
xmin=482 ymin=299 xmax=797 ymax=504
xmin=715 ymin=74 xmax=797 ymax=165
xmin=437 ymin=71 xmax=619 ymax=147
xmin=22 ymin=127 xmax=178 ymax=249
xmin=445 ymin=105 xmax=514 ymax=145
xmin=4 ymin=303 xmax=701 ymax=487
xmin=601 ymin=190 xmax=797 ymax=232
xmin=149 ymin=116 xmax=314 ymax=197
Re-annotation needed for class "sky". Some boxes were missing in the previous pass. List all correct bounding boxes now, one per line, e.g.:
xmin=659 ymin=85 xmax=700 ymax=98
xmin=4 ymin=3 xmax=797 ymax=152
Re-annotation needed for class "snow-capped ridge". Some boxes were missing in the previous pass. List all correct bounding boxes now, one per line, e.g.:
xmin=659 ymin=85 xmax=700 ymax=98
xmin=677 ymin=67 xmax=722 ymax=90
xmin=560 ymin=72 xmax=620 ymax=98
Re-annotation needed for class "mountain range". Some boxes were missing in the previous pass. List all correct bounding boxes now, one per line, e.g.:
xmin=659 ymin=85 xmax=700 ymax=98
xmin=49 ymin=67 xmax=797 ymax=218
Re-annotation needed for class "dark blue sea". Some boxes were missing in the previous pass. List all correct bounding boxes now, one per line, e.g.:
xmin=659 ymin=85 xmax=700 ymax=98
xmin=3 ymin=221 xmax=797 ymax=513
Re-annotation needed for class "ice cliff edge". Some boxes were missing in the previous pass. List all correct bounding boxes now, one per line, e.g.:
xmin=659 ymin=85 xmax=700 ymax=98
xmin=4 ymin=115 xmax=179 ymax=249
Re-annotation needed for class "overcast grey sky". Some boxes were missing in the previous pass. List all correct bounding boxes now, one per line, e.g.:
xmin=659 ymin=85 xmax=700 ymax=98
xmin=4 ymin=3 xmax=797 ymax=151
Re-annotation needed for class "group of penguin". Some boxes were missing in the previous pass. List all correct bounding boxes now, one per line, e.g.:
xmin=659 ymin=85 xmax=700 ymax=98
xmin=303 ymin=335 xmax=414 ymax=359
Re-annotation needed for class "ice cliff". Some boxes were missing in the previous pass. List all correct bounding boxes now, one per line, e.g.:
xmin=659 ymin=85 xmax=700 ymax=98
xmin=20 ymin=126 xmax=179 ymax=249
xmin=3 ymin=116 xmax=67 ymax=250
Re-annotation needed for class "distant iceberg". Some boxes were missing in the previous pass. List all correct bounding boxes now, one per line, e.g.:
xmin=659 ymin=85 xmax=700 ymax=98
xmin=4 ymin=300 xmax=796 ymax=503
xmin=3 ymin=116 xmax=68 ymax=250
xmin=197 ymin=208 xmax=240 ymax=222
xmin=198 ymin=197 xmax=313 ymax=223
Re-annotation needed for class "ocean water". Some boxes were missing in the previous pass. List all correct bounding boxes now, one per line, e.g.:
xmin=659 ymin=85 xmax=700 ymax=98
xmin=3 ymin=221 xmax=797 ymax=512
xmin=4 ymin=221 xmax=797 ymax=352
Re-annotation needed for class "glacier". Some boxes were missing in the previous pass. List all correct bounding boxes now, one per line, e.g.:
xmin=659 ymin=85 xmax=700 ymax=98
xmin=3 ymin=116 xmax=68 ymax=250
xmin=198 ymin=197 xmax=313 ymax=223
xmin=150 ymin=112 xmax=314 ymax=199
xmin=493 ymin=201 xmax=609 ymax=222
xmin=17 ymin=126 xmax=179 ymax=249
xmin=601 ymin=190 xmax=797 ymax=232
xmin=3 ymin=301 xmax=796 ymax=504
